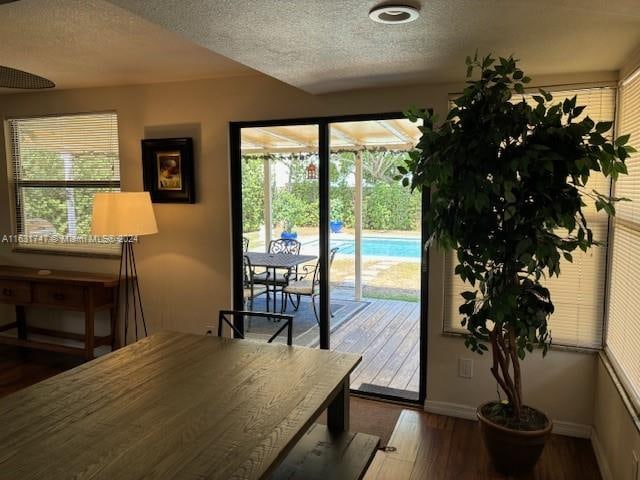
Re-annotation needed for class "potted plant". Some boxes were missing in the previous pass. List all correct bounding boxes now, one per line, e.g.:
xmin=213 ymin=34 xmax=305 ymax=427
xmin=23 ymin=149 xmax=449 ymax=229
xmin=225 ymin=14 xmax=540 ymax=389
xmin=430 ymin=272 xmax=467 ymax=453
xmin=280 ymin=220 xmax=298 ymax=240
xmin=399 ymin=53 xmax=632 ymax=474
xmin=330 ymin=198 xmax=345 ymax=233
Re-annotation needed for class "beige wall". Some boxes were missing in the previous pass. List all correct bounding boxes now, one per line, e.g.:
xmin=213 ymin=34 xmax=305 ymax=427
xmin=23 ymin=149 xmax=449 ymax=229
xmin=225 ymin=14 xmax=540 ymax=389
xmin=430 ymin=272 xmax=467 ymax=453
xmin=593 ymin=356 xmax=640 ymax=480
xmin=0 ymin=70 xmax=617 ymax=426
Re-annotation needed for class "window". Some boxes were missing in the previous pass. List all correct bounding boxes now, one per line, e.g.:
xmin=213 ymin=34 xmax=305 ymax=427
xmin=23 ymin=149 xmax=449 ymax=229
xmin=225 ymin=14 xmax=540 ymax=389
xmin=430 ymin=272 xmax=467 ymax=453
xmin=605 ymin=69 xmax=640 ymax=406
xmin=7 ymin=112 xmax=120 ymax=254
xmin=443 ymin=86 xmax=617 ymax=349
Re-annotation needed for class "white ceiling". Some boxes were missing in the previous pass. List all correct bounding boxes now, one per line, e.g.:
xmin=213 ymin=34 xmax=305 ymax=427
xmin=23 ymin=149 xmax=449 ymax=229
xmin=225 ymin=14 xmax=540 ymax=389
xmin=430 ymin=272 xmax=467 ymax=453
xmin=0 ymin=0 xmax=252 ymax=94
xmin=2 ymin=0 xmax=640 ymax=96
xmin=106 ymin=0 xmax=640 ymax=94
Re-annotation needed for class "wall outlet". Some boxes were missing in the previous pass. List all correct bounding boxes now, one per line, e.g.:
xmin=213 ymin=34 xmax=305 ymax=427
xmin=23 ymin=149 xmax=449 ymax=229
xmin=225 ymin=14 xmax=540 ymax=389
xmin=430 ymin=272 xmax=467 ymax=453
xmin=205 ymin=325 xmax=216 ymax=336
xmin=458 ymin=358 xmax=474 ymax=379
xmin=633 ymin=451 xmax=639 ymax=480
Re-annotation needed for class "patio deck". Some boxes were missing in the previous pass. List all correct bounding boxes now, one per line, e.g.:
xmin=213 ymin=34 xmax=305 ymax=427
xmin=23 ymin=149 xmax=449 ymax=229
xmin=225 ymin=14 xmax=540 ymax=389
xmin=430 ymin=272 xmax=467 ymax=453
xmin=331 ymin=298 xmax=421 ymax=399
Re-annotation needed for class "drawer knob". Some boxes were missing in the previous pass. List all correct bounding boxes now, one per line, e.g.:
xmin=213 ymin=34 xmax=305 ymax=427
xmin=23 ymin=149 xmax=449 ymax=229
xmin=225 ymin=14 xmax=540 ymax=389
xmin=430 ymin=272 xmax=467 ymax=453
xmin=2 ymin=288 xmax=12 ymax=297
xmin=53 ymin=293 xmax=65 ymax=301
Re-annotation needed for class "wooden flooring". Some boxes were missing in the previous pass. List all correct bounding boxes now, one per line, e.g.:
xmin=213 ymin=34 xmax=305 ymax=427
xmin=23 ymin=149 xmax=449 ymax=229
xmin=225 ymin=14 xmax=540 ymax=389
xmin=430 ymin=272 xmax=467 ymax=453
xmin=331 ymin=299 xmax=420 ymax=396
xmin=365 ymin=409 xmax=602 ymax=480
xmin=0 ymin=345 xmax=602 ymax=480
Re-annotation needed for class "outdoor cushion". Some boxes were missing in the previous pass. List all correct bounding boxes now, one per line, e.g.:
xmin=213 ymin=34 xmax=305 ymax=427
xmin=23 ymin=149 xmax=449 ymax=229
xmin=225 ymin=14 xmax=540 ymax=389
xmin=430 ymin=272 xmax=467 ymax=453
xmin=283 ymin=280 xmax=314 ymax=295
xmin=244 ymin=285 xmax=267 ymax=299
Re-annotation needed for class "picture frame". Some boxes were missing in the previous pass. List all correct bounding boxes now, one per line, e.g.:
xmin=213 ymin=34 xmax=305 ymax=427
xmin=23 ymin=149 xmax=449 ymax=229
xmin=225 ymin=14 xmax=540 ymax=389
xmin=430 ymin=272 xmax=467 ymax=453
xmin=141 ymin=137 xmax=195 ymax=203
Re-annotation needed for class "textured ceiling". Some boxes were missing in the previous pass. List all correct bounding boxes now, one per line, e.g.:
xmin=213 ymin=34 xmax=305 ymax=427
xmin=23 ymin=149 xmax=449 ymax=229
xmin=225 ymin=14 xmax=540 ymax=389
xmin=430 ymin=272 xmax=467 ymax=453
xmin=0 ymin=0 xmax=252 ymax=94
xmin=107 ymin=0 xmax=640 ymax=94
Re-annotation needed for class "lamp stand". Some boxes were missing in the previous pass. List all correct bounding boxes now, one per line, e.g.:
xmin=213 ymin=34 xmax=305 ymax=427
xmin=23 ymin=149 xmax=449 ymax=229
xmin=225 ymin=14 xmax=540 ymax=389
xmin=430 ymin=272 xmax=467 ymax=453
xmin=116 ymin=237 xmax=148 ymax=344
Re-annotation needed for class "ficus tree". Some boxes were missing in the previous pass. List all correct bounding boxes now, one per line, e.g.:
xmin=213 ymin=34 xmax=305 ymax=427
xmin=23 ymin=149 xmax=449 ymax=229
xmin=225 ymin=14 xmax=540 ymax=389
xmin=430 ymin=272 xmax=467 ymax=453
xmin=399 ymin=53 xmax=634 ymax=423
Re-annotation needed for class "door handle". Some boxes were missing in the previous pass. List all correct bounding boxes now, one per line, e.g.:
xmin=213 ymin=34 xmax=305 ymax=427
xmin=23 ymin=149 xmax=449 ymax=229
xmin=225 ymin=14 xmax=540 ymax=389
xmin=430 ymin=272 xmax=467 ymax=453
xmin=2 ymin=288 xmax=12 ymax=297
xmin=53 ymin=293 xmax=65 ymax=301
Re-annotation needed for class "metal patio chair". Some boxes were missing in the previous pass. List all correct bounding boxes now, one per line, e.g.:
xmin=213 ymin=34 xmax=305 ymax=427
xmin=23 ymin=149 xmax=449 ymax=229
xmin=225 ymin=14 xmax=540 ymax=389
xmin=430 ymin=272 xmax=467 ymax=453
xmin=282 ymin=247 xmax=339 ymax=324
xmin=212 ymin=310 xmax=294 ymax=345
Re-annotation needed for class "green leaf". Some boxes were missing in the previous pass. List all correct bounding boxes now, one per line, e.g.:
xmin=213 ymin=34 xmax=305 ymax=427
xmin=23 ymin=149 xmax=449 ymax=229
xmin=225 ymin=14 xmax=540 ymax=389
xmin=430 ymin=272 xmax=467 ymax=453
xmin=615 ymin=134 xmax=631 ymax=146
xmin=595 ymin=121 xmax=613 ymax=133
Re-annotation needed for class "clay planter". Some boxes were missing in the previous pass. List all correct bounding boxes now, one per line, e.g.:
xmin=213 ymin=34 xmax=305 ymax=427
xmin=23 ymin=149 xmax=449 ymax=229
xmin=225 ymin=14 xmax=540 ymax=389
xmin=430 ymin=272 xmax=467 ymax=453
xmin=477 ymin=402 xmax=552 ymax=475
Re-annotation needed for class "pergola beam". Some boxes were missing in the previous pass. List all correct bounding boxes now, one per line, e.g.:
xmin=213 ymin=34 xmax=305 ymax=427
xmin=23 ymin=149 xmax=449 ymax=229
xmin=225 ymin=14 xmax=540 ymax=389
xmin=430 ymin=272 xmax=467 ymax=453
xmin=254 ymin=127 xmax=314 ymax=148
xmin=331 ymin=124 xmax=362 ymax=148
xmin=376 ymin=120 xmax=415 ymax=144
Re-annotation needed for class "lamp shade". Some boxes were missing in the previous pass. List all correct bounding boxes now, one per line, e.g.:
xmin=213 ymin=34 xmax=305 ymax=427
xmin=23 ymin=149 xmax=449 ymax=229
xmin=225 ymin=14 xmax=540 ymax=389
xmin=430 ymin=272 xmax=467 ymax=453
xmin=91 ymin=192 xmax=158 ymax=236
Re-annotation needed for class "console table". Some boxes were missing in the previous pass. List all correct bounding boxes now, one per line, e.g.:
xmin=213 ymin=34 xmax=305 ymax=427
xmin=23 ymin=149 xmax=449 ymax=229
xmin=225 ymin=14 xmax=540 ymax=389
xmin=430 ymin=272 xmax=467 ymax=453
xmin=0 ymin=265 xmax=119 ymax=360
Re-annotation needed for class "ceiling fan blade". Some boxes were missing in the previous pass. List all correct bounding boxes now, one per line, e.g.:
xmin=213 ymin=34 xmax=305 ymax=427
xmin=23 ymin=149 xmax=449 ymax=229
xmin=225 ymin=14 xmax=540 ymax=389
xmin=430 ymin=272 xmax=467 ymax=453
xmin=0 ymin=1 xmax=20 ymax=4
xmin=0 ymin=66 xmax=55 ymax=89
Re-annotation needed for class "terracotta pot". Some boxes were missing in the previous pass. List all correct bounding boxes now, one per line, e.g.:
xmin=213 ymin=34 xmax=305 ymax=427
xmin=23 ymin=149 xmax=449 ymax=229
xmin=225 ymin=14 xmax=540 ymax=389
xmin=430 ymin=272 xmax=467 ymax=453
xmin=477 ymin=402 xmax=552 ymax=475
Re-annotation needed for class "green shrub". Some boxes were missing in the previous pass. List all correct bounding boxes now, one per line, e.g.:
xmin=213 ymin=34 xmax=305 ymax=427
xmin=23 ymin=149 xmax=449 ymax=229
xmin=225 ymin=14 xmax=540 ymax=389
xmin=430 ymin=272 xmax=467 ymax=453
xmin=241 ymin=157 xmax=264 ymax=232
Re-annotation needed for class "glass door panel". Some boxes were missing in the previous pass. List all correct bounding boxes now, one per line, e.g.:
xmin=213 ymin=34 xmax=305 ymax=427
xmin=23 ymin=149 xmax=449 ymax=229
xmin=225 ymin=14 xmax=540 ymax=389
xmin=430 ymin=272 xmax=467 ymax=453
xmin=239 ymin=124 xmax=321 ymax=346
xmin=329 ymin=118 xmax=423 ymax=401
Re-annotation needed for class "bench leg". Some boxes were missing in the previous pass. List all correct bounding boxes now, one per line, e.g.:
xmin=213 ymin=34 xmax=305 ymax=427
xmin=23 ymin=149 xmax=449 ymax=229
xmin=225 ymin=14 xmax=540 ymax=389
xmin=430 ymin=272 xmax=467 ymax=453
xmin=16 ymin=306 xmax=27 ymax=340
xmin=327 ymin=376 xmax=350 ymax=432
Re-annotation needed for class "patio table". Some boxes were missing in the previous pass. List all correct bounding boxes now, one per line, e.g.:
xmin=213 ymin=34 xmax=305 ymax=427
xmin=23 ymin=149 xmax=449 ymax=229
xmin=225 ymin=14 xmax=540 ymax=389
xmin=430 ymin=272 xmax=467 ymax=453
xmin=246 ymin=251 xmax=317 ymax=313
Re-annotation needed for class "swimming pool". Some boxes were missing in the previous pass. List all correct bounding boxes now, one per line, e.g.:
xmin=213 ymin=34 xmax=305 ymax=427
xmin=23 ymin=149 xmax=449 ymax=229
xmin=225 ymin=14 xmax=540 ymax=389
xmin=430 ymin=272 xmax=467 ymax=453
xmin=331 ymin=237 xmax=422 ymax=259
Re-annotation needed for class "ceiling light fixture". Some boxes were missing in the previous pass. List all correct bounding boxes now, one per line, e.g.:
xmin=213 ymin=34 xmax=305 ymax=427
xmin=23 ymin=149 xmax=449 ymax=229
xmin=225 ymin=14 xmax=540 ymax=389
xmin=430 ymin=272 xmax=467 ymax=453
xmin=369 ymin=5 xmax=420 ymax=24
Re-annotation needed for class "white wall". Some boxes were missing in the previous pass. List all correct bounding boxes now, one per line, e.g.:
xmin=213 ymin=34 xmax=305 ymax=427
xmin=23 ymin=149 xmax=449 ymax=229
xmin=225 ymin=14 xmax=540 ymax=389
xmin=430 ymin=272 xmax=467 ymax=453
xmin=0 ymin=69 xmax=617 ymax=427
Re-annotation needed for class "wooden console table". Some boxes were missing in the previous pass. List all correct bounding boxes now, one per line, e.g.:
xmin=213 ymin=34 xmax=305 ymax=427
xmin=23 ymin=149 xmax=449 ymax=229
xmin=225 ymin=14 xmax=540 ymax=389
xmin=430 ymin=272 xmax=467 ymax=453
xmin=0 ymin=265 xmax=119 ymax=360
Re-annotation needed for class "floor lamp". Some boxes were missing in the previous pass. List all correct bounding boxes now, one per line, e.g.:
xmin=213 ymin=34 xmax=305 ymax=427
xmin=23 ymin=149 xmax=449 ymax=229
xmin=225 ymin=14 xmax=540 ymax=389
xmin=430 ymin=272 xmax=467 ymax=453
xmin=91 ymin=192 xmax=158 ymax=345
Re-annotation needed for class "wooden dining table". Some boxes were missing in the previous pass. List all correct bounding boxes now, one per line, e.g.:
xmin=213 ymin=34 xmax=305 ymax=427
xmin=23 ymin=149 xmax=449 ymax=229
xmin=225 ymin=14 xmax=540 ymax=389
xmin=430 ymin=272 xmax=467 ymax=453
xmin=0 ymin=331 xmax=379 ymax=479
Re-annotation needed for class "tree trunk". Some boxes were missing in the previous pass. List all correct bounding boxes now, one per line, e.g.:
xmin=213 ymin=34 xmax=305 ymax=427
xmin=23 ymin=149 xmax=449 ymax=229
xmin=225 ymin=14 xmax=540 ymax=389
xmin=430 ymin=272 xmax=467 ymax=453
xmin=489 ymin=326 xmax=524 ymax=421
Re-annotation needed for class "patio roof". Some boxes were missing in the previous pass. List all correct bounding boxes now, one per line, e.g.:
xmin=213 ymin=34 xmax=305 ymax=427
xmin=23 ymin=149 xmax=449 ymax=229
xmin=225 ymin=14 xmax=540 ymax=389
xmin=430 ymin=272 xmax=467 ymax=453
xmin=241 ymin=118 xmax=421 ymax=154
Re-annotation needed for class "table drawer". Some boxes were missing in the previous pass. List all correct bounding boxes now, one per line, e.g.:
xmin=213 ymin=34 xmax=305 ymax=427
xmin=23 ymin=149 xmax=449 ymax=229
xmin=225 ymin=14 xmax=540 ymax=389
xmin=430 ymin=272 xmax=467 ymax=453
xmin=0 ymin=280 xmax=31 ymax=304
xmin=33 ymin=283 xmax=84 ymax=308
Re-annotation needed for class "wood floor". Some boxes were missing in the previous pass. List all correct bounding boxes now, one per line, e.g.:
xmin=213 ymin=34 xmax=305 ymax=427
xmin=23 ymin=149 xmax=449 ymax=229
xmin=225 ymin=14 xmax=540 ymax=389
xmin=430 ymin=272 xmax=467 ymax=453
xmin=331 ymin=299 xmax=421 ymax=396
xmin=0 ymin=345 xmax=601 ymax=480
xmin=365 ymin=409 xmax=602 ymax=480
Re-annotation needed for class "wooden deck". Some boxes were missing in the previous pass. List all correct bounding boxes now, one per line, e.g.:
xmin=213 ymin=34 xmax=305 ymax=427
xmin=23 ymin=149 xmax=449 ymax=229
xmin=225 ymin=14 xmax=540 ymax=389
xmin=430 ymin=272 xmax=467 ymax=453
xmin=330 ymin=299 xmax=421 ymax=397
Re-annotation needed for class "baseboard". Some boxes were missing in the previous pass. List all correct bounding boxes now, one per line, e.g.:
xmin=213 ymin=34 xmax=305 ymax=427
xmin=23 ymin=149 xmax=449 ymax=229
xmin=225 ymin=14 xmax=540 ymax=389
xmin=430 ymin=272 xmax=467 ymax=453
xmin=552 ymin=420 xmax=591 ymax=438
xmin=424 ymin=400 xmax=591 ymax=438
xmin=424 ymin=400 xmax=477 ymax=420
xmin=591 ymin=428 xmax=614 ymax=480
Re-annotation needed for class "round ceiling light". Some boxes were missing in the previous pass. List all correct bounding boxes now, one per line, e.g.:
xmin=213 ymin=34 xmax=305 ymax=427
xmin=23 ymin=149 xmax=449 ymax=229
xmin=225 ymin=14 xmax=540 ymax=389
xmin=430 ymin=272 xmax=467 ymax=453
xmin=369 ymin=5 xmax=420 ymax=24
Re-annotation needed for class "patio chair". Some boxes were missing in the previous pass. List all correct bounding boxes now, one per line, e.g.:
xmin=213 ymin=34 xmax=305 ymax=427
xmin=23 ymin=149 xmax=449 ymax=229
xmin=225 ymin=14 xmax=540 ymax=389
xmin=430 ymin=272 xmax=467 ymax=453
xmin=210 ymin=310 xmax=294 ymax=345
xmin=243 ymin=255 xmax=268 ymax=310
xmin=242 ymin=236 xmax=249 ymax=252
xmin=281 ymin=247 xmax=339 ymax=324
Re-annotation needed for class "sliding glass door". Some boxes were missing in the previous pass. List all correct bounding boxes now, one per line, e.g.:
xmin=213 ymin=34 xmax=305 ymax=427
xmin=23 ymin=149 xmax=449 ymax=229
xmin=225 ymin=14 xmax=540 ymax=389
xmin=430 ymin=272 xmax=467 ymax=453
xmin=328 ymin=119 xmax=424 ymax=401
xmin=230 ymin=113 xmax=427 ymax=403
xmin=237 ymin=124 xmax=323 ymax=346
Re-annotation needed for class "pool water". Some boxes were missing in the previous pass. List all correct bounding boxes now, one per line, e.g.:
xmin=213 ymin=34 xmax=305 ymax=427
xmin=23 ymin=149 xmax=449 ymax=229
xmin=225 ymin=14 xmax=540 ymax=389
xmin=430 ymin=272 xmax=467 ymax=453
xmin=331 ymin=237 xmax=422 ymax=259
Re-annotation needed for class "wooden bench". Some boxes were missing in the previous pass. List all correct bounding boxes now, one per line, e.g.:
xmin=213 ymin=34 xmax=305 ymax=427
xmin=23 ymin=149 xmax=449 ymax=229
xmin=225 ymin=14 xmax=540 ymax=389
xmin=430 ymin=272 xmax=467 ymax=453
xmin=273 ymin=423 xmax=380 ymax=480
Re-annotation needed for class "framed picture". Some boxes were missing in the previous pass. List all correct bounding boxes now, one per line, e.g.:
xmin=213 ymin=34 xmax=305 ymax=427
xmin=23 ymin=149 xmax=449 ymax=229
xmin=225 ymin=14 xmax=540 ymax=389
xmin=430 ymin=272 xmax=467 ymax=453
xmin=141 ymin=137 xmax=195 ymax=203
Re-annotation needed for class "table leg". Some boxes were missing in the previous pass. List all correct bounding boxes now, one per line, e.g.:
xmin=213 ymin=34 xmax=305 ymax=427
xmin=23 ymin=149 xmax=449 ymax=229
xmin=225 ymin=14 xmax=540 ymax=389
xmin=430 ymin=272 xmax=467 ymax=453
xmin=109 ymin=305 xmax=120 ymax=350
xmin=272 ymin=267 xmax=278 ymax=313
xmin=84 ymin=290 xmax=95 ymax=361
xmin=15 ymin=305 xmax=27 ymax=340
xmin=327 ymin=376 xmax=350 ymax=432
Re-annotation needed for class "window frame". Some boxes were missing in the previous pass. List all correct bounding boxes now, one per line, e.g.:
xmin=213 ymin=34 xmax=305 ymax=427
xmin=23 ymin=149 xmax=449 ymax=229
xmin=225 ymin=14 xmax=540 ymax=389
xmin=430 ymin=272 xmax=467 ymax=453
xmin=6 ymin=111 xmax=121 ymax=258
xmin=602 ymin=67 xmax=640 ymax=415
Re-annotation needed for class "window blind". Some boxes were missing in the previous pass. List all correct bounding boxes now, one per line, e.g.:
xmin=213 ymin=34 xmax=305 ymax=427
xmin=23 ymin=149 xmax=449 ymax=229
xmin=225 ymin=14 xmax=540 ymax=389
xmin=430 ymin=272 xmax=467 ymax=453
xmin=605 ymin=70 xmax=640 ymax=406
xmin=443 ymin=86 xmax=616 ymax=349
xmin=8 ymin=112 xmax=121 ymax=255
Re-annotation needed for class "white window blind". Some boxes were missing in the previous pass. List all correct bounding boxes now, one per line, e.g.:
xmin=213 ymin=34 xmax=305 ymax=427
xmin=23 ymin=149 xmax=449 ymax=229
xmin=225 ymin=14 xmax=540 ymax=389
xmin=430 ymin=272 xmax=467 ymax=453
xmin=8 ymin=112 xmax=121 ymax=255
xmin=605 ymin=70 xmax=640 ymax=406
xmin=444 ymin=87 xmax=616 ymax=349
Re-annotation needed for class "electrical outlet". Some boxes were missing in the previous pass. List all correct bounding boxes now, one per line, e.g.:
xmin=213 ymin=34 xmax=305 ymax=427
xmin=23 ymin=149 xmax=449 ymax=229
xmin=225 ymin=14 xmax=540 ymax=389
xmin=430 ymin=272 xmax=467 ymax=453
xmin=633 ymin=451 xmax=639 ymax=480
xmin=205 ymin=325 xmax=216 ymax=336
xmin=458 ymin=358 xmax=474 ymax=379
